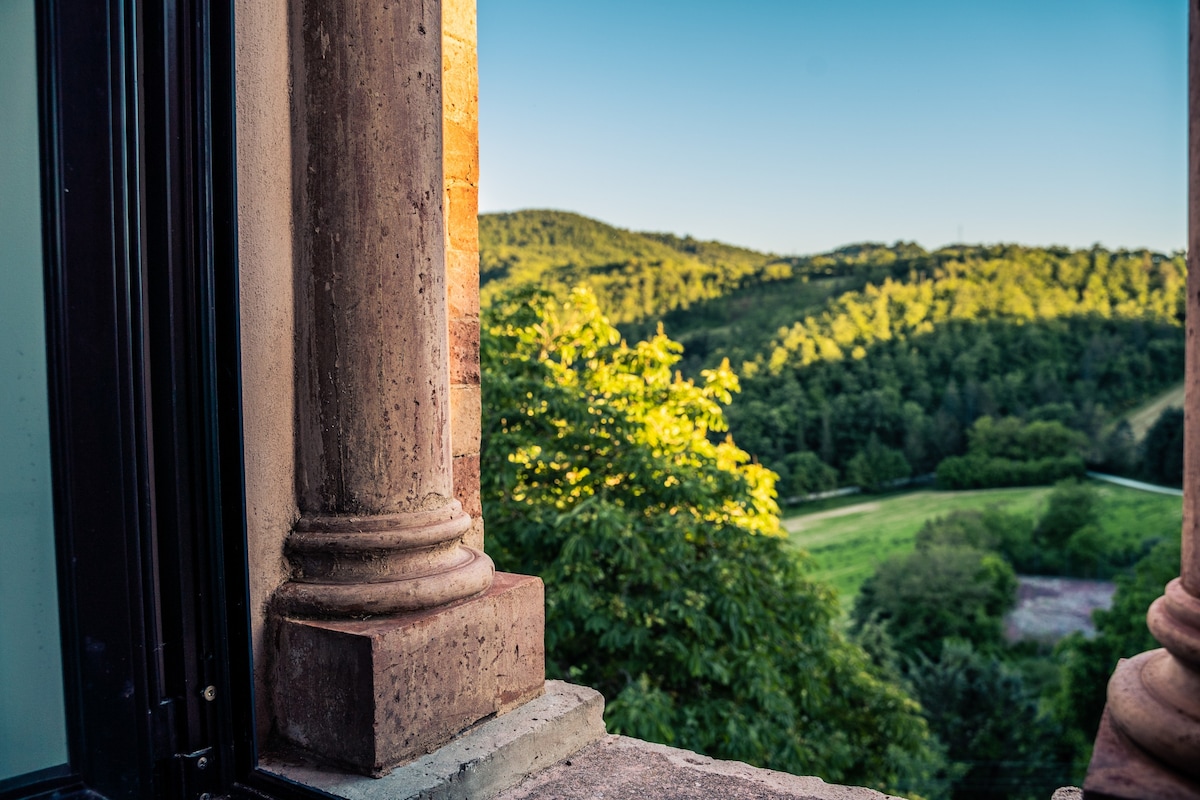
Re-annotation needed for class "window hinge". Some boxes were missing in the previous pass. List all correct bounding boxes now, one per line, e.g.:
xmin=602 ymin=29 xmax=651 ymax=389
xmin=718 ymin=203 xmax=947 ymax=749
xmin=176 ymin=745 xmax=216 ymax=798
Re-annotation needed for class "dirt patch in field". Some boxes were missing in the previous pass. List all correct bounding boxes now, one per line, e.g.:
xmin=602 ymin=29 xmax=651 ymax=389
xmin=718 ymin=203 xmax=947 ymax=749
xmin=782 ymin=502 xmax=881 ymax=532
xmin=1004 ymin=576 xmax=1116 ymax=643
xmin=1125 ymin=382 xmax=1185 ymax=441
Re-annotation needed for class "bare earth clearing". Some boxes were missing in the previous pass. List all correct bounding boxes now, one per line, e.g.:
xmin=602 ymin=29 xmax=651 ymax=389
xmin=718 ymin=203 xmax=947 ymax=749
xmin=1005 ymin=576 xmax=1116 ymax=643
xmin=782 ymin=502 xmax=881 ymax=531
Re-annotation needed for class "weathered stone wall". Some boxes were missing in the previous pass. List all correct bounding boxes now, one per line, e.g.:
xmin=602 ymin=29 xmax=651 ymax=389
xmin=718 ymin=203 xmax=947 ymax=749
xmin=444 ymin=0 xmax=484 ymax=552
xmin=234 ymin=0 xmax=298 ymax=745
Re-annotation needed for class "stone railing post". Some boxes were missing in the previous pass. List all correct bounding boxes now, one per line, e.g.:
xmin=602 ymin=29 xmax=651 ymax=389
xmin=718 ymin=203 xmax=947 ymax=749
xmin=1083 ymin=3 xmax=1200 ymax=797
xmin=271 ymin=0 xmax=544 ymax=776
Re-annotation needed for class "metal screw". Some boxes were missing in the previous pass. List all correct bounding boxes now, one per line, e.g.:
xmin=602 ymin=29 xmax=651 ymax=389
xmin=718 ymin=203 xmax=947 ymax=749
xmin=202 ymin=685 xmax=217 ymax=702
xmin=196 ymin=756 xmax=210 ymax=771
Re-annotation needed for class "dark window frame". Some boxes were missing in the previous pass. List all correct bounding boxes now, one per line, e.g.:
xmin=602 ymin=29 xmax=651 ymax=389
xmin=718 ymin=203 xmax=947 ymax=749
xmin=1 ymin=1 xmax=326 ymax=798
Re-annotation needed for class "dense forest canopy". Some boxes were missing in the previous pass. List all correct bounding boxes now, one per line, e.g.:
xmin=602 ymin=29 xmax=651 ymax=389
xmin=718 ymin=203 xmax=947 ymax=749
xmin=480 ymin=210 xmax=781 ymax=323
xmin=480 ymin=211 xmax=1186 ymax=491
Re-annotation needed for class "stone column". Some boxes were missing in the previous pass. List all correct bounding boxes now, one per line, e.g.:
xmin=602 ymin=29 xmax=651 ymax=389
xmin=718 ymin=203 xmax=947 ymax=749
xmin=277 ymin=0 xmax=492 ymax=617
xmin=272 ymin=0 xmax=544 ymax=776
xmin=1083 ymin=3 xmax=1200 ymax=797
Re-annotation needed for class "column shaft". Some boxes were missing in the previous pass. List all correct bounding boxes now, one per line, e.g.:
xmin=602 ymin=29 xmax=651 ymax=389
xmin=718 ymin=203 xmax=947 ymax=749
xmin=1185 ymin=0 xmax=1200 ymax=599
xmin=280 ymin=0 xmax=492 ymax=617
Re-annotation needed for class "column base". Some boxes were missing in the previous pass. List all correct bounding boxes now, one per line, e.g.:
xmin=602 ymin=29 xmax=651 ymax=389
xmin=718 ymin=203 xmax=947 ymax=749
xmin=272 ymin=572 xmax=546 ymax=776
xmin=1084 ymin=706 xmax=1200 ymax=800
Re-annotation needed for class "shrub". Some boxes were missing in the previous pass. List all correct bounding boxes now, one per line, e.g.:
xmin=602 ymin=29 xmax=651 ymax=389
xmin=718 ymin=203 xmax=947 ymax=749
xmin=846 ymin=435 xmax=912 ymax=492
xmin=852 ymin=544 xmax=1017 ymax=660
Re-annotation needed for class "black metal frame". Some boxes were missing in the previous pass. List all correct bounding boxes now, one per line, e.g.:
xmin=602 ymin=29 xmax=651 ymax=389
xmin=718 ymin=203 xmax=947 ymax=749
xmin=0 ymin=0 xmax=346 ymax=795
xmin=0 ymin=0 xmax=325 ymax=798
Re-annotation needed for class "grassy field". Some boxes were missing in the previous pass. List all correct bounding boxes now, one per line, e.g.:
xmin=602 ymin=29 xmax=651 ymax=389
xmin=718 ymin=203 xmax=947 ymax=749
xmin=784 ymin=483 xmax=1182 ymax=605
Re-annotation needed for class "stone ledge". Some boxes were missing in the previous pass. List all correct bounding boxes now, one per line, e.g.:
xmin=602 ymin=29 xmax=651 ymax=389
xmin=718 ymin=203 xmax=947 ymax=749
xmin=261 ymin=680 xmax=605 ymax=800
xmin=493 ymin=735 xmax=904 ymax=800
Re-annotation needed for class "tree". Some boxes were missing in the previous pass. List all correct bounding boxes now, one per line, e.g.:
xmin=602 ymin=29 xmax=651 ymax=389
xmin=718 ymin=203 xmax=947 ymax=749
xmin=1034 ymin=479 xmax=1099 ymax=551
xmin=846 ymin=435 xmax=912 ymax=492
xmin=480 ymin=288 xmax=940 ymax=791
xmin=914 ymin=508 xmax=1036 ymax=567
xmin=1140 ymin=407 xmax=1184 ymax=487
xmin=967 ymin=416 xmax=1086 ymax=462
xmin=779 ymin=450 xmax=838 ymax=499
xmin=852 ymin=544 xmax=1017 ymax=660
xmin=908 ymin=641 xmax=1074 ymax=800
xmin=935 ymin=417 xmax=1089 ymax=490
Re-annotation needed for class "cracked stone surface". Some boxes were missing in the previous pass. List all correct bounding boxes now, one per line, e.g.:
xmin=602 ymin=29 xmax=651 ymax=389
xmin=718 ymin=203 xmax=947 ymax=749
xmin=493 ymin=735 xmax=902 ymax=800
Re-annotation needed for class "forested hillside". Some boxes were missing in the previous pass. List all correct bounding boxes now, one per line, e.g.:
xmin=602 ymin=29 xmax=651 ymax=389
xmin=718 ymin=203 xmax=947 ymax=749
xmin=478 ymin=211 xmax=1187 ymax=798
xmin=481 ymin=210 xmax=787 ymax=323
xmin=480 ymin=211 xmax=1186 ymax=493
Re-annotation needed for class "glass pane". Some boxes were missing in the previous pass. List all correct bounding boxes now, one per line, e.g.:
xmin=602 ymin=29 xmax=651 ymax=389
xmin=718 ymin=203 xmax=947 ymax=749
xmin=0 ymin=0 xmax=69 ymax=781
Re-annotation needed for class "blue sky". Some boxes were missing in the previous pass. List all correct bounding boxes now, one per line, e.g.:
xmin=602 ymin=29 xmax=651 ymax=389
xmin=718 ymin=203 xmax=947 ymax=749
xmin=477 ymin=0 xmax=1186 ymax=256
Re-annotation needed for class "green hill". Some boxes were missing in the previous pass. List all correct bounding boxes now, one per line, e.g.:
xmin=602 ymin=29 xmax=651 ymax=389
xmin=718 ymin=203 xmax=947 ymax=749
xmin=480 ymin=210 xmax=930 ymax=359
xmin=479 ymin=211 xmax=1187 ymax=491
xmin=480 ymin=210 xmax=785 ymax=325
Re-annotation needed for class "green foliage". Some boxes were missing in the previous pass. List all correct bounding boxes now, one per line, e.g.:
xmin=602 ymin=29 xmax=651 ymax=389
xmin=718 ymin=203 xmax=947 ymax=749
xmin=913 ymin=508 xmax=1034 ymax=562
xmin=729 ymin=246 xmax=1183 ymax=482
xmin=1034 ymin=480 xmax=1099 ymax=551
xmin=1053 ymin=538 xmax=1181 ymax=766
xmin=935 ymin=417 xmax=1088 ymax=490
xmin=846 ymin=436 xmax=912 ymax=492
xmin=907 ymin=640 xmax=1073 ymax=800
xmin=477 ymin=213 xmax=1189 ymax=797
xmin=967 ymin=416 xmax=1088 ymax=461
xmin=480 ymin=210 xmax=779 ymax=325
xmin=753 ymin=246 xmax=1184 ymax=377
xmin=1140 ymin=407 xmax=1184 ymax=487
xmin=778 ymin=450 xmax=838 ymax=499
xmin=796 ymin=481 xmax=1181 ymax=796
xmin=852 ymin=543 xmax=1017 ymax=659
xmin=481 ymin=288 xmax=940 ymax=790
xmin=935 ymin=454 xmax=1086 ymax=490
xmin=784 ymin=487 xmax=1053 ymax=600
xmin=786 ymin=483 xmax=1179 ymax=603
xmin=480 ymin=213 xmax=1185 ymax=493
xmin=1093 ymin=420 xmax=1137 ymax=475
xmin=735 ymin=315 xmax=1182 ymax=483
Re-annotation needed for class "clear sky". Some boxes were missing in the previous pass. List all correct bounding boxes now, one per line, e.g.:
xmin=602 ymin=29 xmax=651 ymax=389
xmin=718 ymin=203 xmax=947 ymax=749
xmin=477 ymin=0 xmax=1186 ymax=256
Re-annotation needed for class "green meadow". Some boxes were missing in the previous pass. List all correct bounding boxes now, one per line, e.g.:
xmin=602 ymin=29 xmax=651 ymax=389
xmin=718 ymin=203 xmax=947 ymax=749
xmin=784 ymin=482 xmax=1182 ymax=604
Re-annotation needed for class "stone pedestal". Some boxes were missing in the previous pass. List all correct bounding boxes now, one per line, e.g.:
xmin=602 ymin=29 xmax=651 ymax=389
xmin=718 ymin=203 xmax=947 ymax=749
xmin=274 ymin=574 xmax=545 ymax=776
